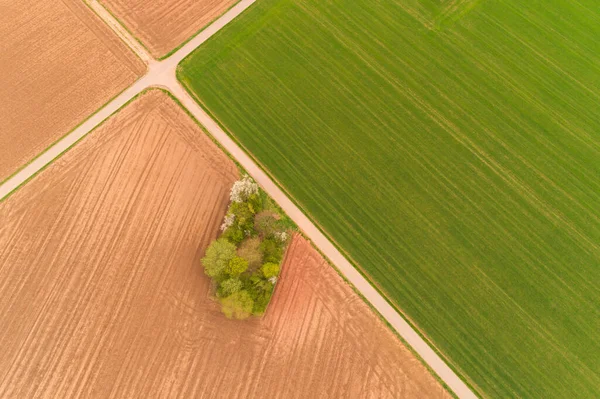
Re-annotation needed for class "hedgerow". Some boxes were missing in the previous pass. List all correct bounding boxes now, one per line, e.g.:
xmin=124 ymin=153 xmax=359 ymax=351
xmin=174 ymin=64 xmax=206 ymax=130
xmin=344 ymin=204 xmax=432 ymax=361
xmin=201 ymin=176 xmax=292 ymax=319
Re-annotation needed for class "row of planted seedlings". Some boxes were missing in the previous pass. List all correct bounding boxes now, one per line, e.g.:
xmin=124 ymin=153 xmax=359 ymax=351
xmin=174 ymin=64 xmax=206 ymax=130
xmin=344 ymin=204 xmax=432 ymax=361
xmin=201 ymin=175 xmax=295 ymax=319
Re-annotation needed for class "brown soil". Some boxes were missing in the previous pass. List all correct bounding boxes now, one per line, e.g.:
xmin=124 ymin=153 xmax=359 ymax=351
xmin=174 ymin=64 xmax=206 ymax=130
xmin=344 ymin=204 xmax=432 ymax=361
xmin=266 ymin=236 xmax=451 ymax=398
xmin=0 ymin=90 xmax=448 ymax=398
xmin=0 ymin=0 xmax=145 ymax=183
xmin=100 ymin=0 xmax=238 ymax=58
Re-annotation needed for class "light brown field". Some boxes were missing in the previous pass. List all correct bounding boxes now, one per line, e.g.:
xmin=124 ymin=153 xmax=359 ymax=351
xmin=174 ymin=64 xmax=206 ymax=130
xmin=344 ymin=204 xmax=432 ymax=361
xmin=0 ymin=90 xmax=449 ymax=398
xmin=0 ymin=0 xmax=145 ymax=183
xmin=100 ymin=0 xmax=238 ymax=58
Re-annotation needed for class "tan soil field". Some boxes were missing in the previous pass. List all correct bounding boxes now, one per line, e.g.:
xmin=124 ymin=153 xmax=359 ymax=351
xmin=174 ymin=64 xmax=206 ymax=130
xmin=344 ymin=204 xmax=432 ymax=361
xmin=0 ymin=90 xmax=449 ymax=398
xmin=100 ymin=0 xmax=238 ymax=58
xmin=0 ymin=0 xmax=145 ymax=183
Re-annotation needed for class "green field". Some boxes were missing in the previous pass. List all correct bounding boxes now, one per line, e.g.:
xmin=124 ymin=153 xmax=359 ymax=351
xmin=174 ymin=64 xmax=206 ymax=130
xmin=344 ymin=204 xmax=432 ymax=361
xmin=178 ymin=0 xmax=600 ymax=397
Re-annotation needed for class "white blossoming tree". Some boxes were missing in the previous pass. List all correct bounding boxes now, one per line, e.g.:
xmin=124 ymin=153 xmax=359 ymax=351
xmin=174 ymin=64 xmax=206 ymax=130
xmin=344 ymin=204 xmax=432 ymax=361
xmin=220 ymin=213 xmax=235 ymax=231
xmin=230 ymin=175 xmax=259 ymax=203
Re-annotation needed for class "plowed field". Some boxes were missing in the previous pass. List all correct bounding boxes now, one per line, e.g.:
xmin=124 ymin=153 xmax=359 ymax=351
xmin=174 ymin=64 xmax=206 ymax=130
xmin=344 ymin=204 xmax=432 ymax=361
xmin=100 ymin=0 xmax=238 ymax=58
xmin=265 ymin=235 xmax=450 ymax=398
xmin=0 ymin=0 xmax=145 ymax=183
xmin=0 ymin=90 xmax=447 ymax=398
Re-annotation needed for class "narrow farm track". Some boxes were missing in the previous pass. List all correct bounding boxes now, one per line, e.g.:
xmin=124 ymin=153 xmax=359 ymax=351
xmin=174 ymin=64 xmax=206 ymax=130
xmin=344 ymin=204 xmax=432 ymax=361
xmin=99 ymin=0 xmax=239 ymax=58
xmin=0 ymin=2 xmax=476 ymax=398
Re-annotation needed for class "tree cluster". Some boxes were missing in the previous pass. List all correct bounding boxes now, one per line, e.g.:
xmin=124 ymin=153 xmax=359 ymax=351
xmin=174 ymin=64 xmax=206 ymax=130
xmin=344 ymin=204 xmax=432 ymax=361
xmin=201 ymin=176 xmax=291 ymax=319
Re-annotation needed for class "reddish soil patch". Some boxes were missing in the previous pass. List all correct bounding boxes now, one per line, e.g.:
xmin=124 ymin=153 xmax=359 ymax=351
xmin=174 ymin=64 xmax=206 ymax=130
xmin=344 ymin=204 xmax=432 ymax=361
xmin=100 ymin=0 xmax=238 ymax=58
xmin=0 ymin=0 xmax=145 ymax=183
xmin=0 ymin=90 xmax=448 ymax=397
xmin=261 ymin=235 xmax=451 ymax=397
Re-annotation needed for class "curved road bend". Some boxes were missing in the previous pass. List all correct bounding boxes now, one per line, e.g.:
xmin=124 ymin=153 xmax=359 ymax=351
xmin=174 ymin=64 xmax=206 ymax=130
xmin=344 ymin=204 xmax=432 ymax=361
xmin=0 ymin=2 xmax=478 ymax=398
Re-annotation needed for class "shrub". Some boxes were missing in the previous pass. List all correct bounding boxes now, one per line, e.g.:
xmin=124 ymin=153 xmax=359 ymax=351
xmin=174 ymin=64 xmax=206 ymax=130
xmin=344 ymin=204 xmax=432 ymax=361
xmin=248 ymin=273 xmax=272 ymax=291
xmin=237 ymin=238 xmax=263 ymax=271
xmin=229 ymin=201 xmax=255 ymax=236
xmin=252 ymin=290 xmax=272 ymax=316
xmin=220 ymin=290 xmax=254 ymax=320
xmin=218 ymin=277 xmax=243 ymax=297
xmin=247 ymin=193 xmax=263 ymax=214
xmin=222 ymin=226 xmax=244 ymax=245
xmin=248 ymin=273 xmax=264 ymax=288
xmin=246 ymin=277 xmax=274 ymax=316
xmin=261 ymin=262 xmax=280 ymax=279
xmin=202 ymin=238 xmax=236 ymax=278
xmin=226 ymin=256 xmax=248 ymax=276
xmin=260 ymin=238 xmax=283 ymax=264
xmin=230 ymin=201 xmax=252 ymax=219
xmin=254 ymin=213 xmax=278 ymax=237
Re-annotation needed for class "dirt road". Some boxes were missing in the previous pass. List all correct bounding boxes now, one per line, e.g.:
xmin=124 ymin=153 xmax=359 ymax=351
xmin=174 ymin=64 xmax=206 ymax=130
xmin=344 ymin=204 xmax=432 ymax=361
xmin=0 ymin=2 xmax=477 ymax=398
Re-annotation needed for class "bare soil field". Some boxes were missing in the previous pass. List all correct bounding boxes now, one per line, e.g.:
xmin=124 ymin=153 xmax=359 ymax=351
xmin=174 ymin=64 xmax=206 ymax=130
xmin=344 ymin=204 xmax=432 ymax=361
xmin=261 ymin=235 xmax=451 ymax=398
xmin=100 ymin=0 xmax=238 ymax=58
xmin=0 ymin=90 xmax=448 ymax=398
xmin=0 ymin=0 xmax=145 ymax=183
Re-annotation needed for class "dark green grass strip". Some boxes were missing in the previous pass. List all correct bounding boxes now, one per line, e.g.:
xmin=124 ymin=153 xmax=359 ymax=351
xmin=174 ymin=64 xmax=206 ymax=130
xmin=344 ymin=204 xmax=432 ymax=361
xmin=178 ymin=0 xmax=600 ymax=397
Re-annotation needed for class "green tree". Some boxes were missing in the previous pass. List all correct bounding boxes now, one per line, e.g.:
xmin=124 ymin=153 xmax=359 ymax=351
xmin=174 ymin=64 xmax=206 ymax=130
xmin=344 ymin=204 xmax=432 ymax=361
xmin=201 ymin=238 xmax=236 ymax=278
xmin=220 ymin=290 xmax=254 ymax=320
xmin=218 ymin=277 xmax=243 ymax=297
xmin=227 ymin=256 xmax=249 ymax=276
xmin=223 ymin=226 xmax=244 ymax=245
xmin=260 ymin=238 xmax=283 ymax=264
xmin=261 ymin=262 xmax=280 ymax=279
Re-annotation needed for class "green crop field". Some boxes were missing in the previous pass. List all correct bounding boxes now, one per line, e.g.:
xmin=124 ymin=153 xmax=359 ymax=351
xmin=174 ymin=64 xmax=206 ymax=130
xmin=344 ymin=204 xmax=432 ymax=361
xmin=178 ymin=0 xmax=600 ymax=397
